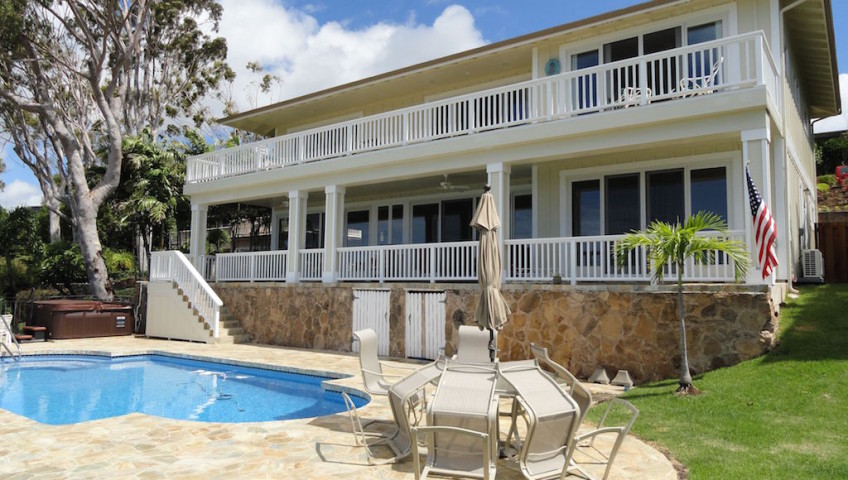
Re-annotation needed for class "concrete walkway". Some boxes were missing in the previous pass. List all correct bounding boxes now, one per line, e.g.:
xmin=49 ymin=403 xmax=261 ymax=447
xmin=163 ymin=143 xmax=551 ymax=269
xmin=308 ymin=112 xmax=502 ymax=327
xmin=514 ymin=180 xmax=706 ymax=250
xmin=0 ymin=337 xmax=677 ymax=479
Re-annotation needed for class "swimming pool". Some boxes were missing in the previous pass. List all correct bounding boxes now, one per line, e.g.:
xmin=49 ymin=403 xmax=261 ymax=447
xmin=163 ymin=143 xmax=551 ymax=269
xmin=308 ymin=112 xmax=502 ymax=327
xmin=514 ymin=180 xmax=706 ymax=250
xmin=0 ymin=354 xmax=367 ymax=425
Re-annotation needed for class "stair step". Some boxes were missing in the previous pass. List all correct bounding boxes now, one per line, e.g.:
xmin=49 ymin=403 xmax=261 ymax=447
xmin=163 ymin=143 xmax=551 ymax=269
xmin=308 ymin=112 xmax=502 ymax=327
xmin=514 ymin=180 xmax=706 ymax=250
xmin=222 ymin=327 xmax=245 ymax=336
xmin=15 ymin=334 xmax=33 ymax=341
xmin=23 ymin=326 xmax=47 ymax=332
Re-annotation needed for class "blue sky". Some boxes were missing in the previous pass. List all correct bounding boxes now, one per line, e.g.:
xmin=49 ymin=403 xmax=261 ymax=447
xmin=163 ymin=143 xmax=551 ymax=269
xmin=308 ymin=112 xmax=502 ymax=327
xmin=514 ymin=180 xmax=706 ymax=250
xmin=2 ymin=0 xmax=848 ymax=208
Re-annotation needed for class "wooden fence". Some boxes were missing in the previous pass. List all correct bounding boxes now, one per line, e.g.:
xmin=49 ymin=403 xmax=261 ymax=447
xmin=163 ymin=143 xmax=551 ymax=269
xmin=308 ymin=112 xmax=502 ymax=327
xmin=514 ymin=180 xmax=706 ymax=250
xmin=818 ymin=212 xmax=848 ymax=283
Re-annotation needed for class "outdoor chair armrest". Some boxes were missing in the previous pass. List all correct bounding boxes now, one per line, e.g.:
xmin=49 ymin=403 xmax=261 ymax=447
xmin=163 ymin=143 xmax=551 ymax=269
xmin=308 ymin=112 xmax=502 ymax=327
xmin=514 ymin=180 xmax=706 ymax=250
xmin=379 ymin=361 xmax=417 ymax=372
xmin=574 ymin=426 xmax=626 ymax=445
xmin=359 ymin=368 xmax=404 ymax=381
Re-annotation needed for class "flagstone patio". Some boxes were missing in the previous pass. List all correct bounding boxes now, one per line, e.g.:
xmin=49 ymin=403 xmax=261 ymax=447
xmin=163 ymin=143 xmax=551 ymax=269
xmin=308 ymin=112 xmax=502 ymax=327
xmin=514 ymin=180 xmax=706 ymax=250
xmin=0 ymin=337 xmax=677 ymax=479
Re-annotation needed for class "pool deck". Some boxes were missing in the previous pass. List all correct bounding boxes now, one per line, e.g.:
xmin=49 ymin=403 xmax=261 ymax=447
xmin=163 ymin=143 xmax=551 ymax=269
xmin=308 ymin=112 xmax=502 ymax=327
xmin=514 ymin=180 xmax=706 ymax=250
xmin=1 ymin=337 xmax=677 ymax=479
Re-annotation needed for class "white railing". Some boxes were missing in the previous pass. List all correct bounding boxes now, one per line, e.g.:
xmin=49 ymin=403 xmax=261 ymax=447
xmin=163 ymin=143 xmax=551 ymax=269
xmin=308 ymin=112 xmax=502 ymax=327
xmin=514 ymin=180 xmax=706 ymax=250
xmin=299 ymin=249 xmax=324 ymax=281
xmin=197 ymin=255 xmax=217 ymax=281
xmin=216 ymin=251 xmax=288 ymax=282
xmin=150 ymin=251 xmax=222 ymax=337
xmin=505 ymin=231 xmax=745 ymax=284
xmin=187 ymin=32 xmax=777 ymax=183
xmin=338 ymin=241 xmax=478 ymax=282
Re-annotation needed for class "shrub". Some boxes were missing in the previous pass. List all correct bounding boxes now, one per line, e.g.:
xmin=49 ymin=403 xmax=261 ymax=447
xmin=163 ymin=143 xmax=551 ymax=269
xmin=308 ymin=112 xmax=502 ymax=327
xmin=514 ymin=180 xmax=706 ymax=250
xmin=817 ymin=182 xmax=830 ymax=193
xmin=40 ymin=242 xmax=87 ymax=295
xmin=818 ymin=174 xmax=838 ymax=187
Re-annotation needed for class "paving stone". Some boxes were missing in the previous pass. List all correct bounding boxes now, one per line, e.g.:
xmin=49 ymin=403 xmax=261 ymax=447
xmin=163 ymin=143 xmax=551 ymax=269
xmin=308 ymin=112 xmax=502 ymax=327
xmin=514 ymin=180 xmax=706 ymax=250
xmin=1 ymin=337 xmax=677 ymax=479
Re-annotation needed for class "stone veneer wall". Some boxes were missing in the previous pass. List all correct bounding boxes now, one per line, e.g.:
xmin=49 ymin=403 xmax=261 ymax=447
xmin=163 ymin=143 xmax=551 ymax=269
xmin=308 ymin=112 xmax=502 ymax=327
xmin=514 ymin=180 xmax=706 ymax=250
xmin=213 ymin=282 xmax=778 ymax=383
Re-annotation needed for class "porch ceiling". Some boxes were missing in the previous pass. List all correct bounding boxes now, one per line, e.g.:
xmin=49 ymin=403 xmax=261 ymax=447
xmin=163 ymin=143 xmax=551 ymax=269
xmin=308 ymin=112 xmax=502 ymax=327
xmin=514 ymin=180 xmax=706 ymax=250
xmin=233 ymin=166 xmax=532 ymax=208
xmin=783 ymin=0 xmax=841 ymax=117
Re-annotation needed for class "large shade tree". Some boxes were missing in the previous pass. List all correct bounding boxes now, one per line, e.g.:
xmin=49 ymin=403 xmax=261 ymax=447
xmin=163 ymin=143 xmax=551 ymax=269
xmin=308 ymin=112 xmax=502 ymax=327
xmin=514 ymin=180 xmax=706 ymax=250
xmin=0 ymin=0 xmax=229 ymax=299
xmin=616 ymin=211 xmax=750 ymax=394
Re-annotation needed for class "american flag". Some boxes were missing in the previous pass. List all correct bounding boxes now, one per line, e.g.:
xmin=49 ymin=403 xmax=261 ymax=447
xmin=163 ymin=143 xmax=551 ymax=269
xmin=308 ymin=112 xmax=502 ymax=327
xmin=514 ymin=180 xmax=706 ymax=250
xmin=746 ymin=166 xmax=778 ymax=279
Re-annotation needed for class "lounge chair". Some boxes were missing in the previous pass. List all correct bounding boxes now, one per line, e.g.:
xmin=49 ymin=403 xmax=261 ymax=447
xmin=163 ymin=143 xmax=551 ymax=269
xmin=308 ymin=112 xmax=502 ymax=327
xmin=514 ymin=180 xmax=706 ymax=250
xmin=530 ymin=344 xmax=638 ymax=480
xmin=353 ymin=328 xmax=415 ymax=396
xmin=455 ymin=325 xmax=496 ymax=363
xmin=384 ymin=357 xmax=448 ymax=462
xmin=679 ymin=57 xmax=724 ymax=97
xmin=341 ymin=391 xmax=396 ymax=465
xmin=498 ymin=360 xmax=581 ymax=480
xmin=411 ymin=360 xmax=499 ymax=480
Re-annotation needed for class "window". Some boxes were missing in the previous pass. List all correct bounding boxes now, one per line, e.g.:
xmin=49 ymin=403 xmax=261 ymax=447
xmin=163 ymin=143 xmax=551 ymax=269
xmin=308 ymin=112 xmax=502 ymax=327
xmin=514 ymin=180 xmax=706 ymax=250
xmin=605 ymin=174 xmax=640 ymax=234
xmin=571 ymin=50 xmax=600 ymax=109
xmin=691 ymin=167 xmax=727 ymax=222
xmin=646 ymin=169 xmax=684 ymax=225
xmin=377 ymin=205 xmax=404 ymax=245
xmin=441 ymin=198 xmax=474 ymax=242
xmin=305 ymin=212 xmax=324 ymax=249
xmin=412 ymin=203 xmax=439 ymax=244
xmin=686 ymin=21 xmax=723 ymax=81
xmin=569 ymin=164 xmax=729 ymax=236
xmin=277 ymin=217 xmax=289 ymax=250
xmin=572 ymin=180 xmax=600 ymax=236
xmin=513 ymin=194 xmax=533 ymax=239
xmin=645 ymin=27 xmax=682 ymax=96
xmin=346 ymin=210 xmax=370 ymax=247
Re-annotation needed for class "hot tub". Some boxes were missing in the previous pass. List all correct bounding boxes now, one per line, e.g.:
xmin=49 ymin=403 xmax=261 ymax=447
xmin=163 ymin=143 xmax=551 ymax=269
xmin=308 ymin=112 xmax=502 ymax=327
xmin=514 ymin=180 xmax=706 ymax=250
xmin=32 ymin=300 xmax=134 ymax=339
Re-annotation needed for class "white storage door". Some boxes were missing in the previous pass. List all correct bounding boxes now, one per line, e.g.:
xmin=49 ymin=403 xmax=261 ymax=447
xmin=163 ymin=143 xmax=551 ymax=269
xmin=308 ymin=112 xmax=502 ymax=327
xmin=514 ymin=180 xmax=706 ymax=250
xmin=352 ymin=289 xmax=391 ymax=356
xmin=405 ymin=291 xmax=446 ymax=360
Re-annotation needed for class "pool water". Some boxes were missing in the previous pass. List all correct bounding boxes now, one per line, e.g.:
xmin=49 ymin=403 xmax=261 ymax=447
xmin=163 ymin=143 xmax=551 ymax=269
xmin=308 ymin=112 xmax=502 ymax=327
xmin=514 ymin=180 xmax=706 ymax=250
xmin=0 ymin=355 xmax=367 ymax=425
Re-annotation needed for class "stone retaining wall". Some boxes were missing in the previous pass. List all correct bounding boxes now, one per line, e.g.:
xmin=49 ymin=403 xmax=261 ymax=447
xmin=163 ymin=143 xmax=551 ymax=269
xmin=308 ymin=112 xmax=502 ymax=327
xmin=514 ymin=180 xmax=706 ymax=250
xmin=213 ymin=282 xmax=778 ymax=383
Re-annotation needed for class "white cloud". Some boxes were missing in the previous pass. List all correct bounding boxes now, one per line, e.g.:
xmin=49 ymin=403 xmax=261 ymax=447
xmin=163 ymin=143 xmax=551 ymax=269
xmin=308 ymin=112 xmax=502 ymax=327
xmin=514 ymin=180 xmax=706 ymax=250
xmin=215 ymin=1 xmax=486 ymax=115
xmin=0 ymin=180 xmax=42 ymax=209
xmin=814 ymin=73 xmax=848 ymax=134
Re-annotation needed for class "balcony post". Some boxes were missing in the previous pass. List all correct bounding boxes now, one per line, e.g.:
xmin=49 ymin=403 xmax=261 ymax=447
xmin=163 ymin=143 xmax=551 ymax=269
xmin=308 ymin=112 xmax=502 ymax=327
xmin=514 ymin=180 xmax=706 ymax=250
xmin=286 ymin=190 xmax=308 ymax=283
xmin=323 ymin=185 xmax=346 ymax=283
xmin=189 ymin=203 xmax=208 ymax=271
xmin=487 ymin=163 xmax=512 ymax=281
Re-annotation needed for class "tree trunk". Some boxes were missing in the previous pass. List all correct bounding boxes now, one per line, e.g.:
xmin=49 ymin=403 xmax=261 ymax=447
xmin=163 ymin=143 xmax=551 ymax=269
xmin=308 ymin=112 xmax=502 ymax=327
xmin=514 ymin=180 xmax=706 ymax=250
xmin=48 ymin=209 xmax=61 ymax=243
xmin=74 ymin=200 xmax=112 ymax=300
xmin=677 ymin=267 xmax=694 ymax=391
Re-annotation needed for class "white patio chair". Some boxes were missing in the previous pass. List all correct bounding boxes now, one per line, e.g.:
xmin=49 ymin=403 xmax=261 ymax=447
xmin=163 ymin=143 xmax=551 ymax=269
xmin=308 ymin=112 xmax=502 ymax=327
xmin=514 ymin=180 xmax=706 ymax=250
xmin=498 ymin=361 xmax=581 ymax=480
xmin=530 ymin=343 xmax=638 ymax=480
xmin=341 ymin=391 xmax=396 ymax=465
xmin=352 ymin=328 xmax=415 ymax=396
xmin=454 ymin=325 xmax=496 ymax=363
xmin=384 ymin=357 xmax=448 ymax=462
xmin=411 ymin=360 xmax=499 ymax=480
xmin=679 ymin=57 xmax=724 ymax=97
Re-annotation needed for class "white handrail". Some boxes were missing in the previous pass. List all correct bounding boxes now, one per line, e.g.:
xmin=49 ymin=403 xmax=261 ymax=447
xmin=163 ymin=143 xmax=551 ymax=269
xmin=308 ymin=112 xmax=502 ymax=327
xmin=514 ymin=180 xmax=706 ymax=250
xmin=338 ymin=241 xmax=477 ymax=282
xmin=187 ymin=32 xmax=776 ymax=183
xmin=150 ymin=251 xmax=222 ymax=338
xmin=1 ymin=314 xmax=21 ymax=361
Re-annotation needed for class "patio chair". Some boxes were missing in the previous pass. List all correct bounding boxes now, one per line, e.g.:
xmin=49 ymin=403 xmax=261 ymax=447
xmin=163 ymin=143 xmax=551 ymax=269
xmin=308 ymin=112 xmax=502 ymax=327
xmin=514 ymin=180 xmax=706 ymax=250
xmin=353 ymin=328 xmax=415 ymax=396
xmin=384 ymin=357 xmax=448 ymax=462
xmin=454 ymin=325 xmax=496 ymax=363
xmin=679 ymin=57 xmax=724 ymax=97
xmin=530 ymin=344 xmax=638 ymax=480
xmin=341 ymin=391 xmax=396 ymax=465
xmin=530 ymin=344 xmax=592 ymax=426
xmin=411 ymin=360 xmax=499 ymax=480
xmin=498 ymin=361 xmax=581 ymax=480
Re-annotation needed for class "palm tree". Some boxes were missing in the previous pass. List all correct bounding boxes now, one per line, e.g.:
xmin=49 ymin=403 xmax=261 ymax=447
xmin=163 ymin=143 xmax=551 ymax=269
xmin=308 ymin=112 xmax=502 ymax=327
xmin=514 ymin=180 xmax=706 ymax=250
xmin=616 ymin=211 xmax=749 ymax=394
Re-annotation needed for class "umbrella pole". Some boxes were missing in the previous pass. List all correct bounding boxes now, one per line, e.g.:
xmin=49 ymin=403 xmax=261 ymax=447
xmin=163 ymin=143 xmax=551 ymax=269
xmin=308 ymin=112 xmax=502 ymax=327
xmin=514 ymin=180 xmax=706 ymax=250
xmin=488 ymin=328 xmax=495 ymax=362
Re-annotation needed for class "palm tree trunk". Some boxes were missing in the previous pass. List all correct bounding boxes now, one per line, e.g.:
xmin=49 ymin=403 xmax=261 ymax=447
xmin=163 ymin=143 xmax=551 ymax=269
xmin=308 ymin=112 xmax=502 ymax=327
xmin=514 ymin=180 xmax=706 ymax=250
xmin=677 ymin=266 xmax=694 ymax=390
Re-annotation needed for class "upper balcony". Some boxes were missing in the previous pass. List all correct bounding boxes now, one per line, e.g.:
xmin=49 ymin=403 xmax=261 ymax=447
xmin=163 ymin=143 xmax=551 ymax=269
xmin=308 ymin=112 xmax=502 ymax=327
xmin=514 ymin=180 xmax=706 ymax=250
xmin=187 ymin=32 xmax=779 ymax=185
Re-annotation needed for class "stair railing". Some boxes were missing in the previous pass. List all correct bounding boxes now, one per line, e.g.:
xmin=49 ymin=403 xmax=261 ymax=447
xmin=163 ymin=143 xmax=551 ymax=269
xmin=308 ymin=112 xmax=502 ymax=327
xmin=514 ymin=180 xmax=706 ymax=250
xmin=1 ymin=314 xmax=21 ymax=361
xmin=150 ymin=251 xmax=223 ymax=338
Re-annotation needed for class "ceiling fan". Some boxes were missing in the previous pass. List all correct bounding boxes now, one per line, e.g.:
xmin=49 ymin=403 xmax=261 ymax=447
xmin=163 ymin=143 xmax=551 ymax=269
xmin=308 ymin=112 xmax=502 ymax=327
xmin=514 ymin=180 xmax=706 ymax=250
xmin=439 ymin=174 xmax=470 ymax=191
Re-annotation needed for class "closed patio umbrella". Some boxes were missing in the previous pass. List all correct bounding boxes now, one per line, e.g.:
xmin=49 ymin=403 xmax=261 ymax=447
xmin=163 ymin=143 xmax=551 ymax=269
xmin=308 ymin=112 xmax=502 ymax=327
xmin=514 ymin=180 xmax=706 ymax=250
xmin=470 ymin=185 xmax=511 ymax=362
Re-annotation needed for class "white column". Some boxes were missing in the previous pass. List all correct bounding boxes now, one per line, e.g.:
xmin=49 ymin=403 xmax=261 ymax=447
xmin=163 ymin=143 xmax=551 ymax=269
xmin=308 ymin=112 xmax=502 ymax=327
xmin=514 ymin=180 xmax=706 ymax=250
xmin=741 ymin=127 xmax=773 ymax=285
xmin=189 ymin=203 xmax=208 ymax=269
xmin=323 ymin=185 xmax=346 ymax=283
xmin=487 ymin=163 xmax=511 ymax=277
xmin=286 ymin=191 xmax=308 ymax=283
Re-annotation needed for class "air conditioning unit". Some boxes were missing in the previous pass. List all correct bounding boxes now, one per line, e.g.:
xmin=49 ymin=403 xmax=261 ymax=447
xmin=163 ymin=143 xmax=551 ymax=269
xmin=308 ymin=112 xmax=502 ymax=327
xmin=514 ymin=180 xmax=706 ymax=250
xmin=800 ymin=249 xmax=824 ymax=283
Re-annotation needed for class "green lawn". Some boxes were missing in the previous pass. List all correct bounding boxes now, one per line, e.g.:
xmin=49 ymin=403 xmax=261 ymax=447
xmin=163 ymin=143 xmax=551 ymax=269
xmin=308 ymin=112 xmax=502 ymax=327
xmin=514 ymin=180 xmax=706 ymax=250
xmin=619 ymin=284 xmax=848 ymax=479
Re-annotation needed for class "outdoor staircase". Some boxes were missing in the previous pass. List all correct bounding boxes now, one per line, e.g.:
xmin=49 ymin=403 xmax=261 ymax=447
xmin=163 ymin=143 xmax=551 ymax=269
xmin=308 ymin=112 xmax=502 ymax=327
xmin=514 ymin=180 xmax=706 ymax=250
xmin=170 ymin=282 xmax=250 ymax=344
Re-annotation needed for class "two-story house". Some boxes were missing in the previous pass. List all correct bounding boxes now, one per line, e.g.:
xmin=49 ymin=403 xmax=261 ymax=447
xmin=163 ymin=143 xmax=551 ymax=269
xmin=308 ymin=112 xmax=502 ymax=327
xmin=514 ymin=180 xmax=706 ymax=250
xmin=149 ymin=0 xmax=839 ymax=381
